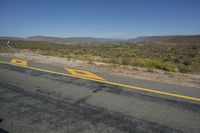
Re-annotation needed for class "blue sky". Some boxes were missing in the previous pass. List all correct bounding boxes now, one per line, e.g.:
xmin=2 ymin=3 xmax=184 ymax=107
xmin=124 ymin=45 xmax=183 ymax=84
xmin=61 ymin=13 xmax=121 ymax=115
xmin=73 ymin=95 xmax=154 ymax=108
xmin=0 ymin=0 xmax=200 ymax=38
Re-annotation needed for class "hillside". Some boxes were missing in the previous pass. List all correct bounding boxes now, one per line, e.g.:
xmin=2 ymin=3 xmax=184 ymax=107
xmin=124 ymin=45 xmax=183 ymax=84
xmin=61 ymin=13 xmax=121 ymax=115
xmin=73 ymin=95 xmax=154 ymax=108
xmin=132 ymin=35 xmax=200 ymax=45
xmin=0 ymin=38 xmax=200 ymax=74
xmin=25 ymin=36 xmax=119 ymax=43
xmin=0 ymin=35 xmax=200 ymax=45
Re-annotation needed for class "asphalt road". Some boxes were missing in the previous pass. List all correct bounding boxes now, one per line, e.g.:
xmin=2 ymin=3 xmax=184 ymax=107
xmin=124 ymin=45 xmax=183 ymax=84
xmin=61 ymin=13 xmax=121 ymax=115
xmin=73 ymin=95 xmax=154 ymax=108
xmin=0 ymin=56 xmax=199 ymax=133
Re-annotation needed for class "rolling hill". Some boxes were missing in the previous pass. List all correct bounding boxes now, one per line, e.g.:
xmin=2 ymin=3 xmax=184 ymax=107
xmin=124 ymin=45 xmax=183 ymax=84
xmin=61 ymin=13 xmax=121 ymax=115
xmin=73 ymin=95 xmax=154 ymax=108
xmin=0 ymin=35 xmax=200 ymax=45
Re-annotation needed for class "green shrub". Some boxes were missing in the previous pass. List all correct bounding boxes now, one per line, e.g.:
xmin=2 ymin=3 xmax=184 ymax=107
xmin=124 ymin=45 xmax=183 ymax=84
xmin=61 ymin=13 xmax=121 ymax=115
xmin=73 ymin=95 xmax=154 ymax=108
xmin=183 ymin=60 xmax=192 ymax=66
xmin=121 ymin=57 xmax=130 ymax=65
xmin=141 ymin=60 xmax=178 ymax=72
xmin=1 ymin=39 xmax=199 ymax=73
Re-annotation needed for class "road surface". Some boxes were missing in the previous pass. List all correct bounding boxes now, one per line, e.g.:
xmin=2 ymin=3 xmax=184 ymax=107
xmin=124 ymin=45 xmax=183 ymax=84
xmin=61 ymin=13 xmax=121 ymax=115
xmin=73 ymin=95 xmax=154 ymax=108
xmin=0 ymin=55 xmax=199 ymax=133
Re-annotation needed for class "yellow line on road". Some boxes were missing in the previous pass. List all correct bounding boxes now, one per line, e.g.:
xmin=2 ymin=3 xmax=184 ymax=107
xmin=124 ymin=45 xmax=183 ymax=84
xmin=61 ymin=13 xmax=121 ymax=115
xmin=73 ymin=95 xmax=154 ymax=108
xmin=10 ymin=59 xmax=28 ymax=66
xmin=0 ymin=60 xmax=199 ymax=102
xmin=65 ymin=68 xmax=105 ymax=80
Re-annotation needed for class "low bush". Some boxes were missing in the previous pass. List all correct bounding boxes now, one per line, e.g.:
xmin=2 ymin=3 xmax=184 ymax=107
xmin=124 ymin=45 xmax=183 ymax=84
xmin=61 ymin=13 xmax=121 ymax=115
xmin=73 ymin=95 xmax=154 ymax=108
xmin=0 ymin=39 xmax=199 ymax=73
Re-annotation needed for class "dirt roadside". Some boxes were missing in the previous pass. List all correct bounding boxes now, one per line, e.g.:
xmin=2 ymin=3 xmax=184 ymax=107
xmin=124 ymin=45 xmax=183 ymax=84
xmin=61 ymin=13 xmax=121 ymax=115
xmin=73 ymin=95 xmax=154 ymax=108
xmin=1 ymin=51 xmax=200 ymax=88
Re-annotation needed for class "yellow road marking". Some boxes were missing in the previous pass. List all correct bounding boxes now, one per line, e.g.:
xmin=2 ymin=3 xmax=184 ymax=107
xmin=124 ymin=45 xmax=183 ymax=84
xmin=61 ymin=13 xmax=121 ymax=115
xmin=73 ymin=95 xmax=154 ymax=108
xmin=10 ymin=59 xmax=28 ymax=66
xmin=0 ymin=60 xmax=199 ymax=102
xmin=65 ymin=68 xmax=105 ymax=81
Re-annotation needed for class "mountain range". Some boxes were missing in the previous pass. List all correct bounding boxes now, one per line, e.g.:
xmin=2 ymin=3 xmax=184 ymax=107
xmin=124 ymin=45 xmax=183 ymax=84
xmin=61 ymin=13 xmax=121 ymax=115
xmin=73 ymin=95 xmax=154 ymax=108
xmin=0 ymin=35 xmax=200 ymax=45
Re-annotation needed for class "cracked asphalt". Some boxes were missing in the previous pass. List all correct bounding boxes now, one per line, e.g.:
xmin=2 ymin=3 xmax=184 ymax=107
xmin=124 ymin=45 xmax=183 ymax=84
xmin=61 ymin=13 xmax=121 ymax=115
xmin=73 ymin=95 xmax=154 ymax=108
xmin=0 ymin=60 xmax=200 ymax=133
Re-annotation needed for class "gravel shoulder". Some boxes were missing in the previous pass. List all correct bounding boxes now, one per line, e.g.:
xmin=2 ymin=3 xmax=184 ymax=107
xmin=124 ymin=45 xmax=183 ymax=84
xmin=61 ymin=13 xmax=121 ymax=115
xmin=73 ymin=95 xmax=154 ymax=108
xmin=1 ymin=51 xmax=200 ymax=88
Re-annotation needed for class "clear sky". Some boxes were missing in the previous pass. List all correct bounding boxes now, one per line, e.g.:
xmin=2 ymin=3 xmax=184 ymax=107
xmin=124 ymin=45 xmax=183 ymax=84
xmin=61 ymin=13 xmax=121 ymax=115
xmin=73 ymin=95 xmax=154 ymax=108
xmin=0 ymin=0 xmax=200 ymax=38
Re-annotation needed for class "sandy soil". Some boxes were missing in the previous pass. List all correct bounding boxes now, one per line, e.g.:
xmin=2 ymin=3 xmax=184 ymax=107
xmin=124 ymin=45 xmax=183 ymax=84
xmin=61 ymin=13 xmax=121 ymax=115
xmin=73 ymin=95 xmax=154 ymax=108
xmin=1 ymin=51 xmax=200 ymax=88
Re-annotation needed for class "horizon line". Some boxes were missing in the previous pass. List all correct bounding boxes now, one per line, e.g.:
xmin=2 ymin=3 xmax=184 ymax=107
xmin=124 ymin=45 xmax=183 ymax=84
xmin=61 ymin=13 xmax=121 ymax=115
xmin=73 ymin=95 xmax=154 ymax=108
xmin=0 ymin=34 xmax=200 ymax=40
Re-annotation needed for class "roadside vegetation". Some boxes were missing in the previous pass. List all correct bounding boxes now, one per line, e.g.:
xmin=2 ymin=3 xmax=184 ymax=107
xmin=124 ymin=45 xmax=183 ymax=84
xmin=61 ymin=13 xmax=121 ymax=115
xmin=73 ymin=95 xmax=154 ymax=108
xmin=0 ymin=39 xmax=199 ymax=73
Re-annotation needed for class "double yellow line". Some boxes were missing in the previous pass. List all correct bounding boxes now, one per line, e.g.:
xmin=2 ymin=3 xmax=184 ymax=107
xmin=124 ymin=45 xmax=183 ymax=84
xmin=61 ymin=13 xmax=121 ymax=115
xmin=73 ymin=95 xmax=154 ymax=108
xmin=0 ymin=60 xmax=199 ymax=102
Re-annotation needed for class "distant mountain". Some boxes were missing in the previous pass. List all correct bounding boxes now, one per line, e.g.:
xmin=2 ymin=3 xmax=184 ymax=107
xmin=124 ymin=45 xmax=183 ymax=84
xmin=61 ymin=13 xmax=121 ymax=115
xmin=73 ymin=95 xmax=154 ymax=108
xmin=0 ymin=35 xmax=200 ymax=45
xmin=130 ymin=35 xmax=200 ymax=45
xmin=131 ymin=36 xmax=174 ymax=42
xmin=0 ymin=36 xmax=24 ymax=40
xmin=25 ymin=36 xmax=119 ymax=43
